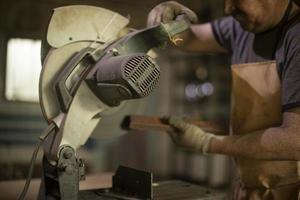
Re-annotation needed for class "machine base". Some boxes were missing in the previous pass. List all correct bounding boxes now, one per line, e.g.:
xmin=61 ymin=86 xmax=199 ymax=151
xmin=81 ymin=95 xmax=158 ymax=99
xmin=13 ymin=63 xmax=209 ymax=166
xmin=79 ymin=180 xmax=227 ymax=200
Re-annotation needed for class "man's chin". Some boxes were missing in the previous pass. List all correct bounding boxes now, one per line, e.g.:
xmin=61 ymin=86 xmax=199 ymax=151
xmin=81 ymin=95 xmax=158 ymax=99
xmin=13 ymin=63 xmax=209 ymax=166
xmin=239 ymin=21 xmax=262 ymax=33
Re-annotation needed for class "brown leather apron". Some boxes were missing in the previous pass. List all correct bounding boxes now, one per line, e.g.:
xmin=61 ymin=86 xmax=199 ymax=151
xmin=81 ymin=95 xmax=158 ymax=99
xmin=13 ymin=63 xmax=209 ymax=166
xmin=230 ymin=61 xmax=300 ymax=200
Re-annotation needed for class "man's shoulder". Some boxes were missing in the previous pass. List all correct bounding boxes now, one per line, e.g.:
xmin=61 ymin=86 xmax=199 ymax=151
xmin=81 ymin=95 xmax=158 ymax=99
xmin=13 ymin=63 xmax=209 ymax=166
xmin=216 ymin=16 xmax=245 ymax=32
xmin=283 ymin=15 xmax=300 ymax=46
xmin=277 ymin=16 xmax=300 ymax=72
xmin=212 ymin=16 xmax=250 ymax=43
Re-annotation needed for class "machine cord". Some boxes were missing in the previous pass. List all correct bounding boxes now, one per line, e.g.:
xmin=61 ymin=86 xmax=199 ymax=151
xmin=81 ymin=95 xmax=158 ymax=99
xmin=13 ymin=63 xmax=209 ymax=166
xmin=18 ymin=123 xmax=56 ymax=200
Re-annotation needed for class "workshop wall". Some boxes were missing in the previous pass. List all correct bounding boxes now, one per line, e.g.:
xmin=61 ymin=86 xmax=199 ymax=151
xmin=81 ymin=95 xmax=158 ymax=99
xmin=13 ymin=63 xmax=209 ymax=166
xmin=0 ymin=0 xmax=231 ymax=192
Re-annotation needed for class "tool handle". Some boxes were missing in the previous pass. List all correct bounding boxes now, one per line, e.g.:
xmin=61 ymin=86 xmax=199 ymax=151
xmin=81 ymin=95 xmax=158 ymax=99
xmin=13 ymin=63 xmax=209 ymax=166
xmin=122 ymin=115 xmax=227 ymax=135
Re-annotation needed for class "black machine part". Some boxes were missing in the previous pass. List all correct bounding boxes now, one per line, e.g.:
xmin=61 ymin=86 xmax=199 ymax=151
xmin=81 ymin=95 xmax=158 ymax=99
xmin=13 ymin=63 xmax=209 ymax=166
xmin=54 ymin=47 xmax=96 ymax=112
xmin=111 ymin=166 xmax=153 ymax=199
xmin=86 ymin=52 xmax=160 ymax=107
xmin=92 ymin=166 xmax=227 ymax=200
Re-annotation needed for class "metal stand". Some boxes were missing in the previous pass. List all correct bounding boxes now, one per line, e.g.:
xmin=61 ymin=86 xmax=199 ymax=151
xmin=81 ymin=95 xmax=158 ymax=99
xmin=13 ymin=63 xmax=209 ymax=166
xmin=41 ymin=146 xmax=85 ymax=200
xmin=40 ymin=148 xmax=226 ymax=200
xmin=95 ymin=166 xmax=227 ymax=200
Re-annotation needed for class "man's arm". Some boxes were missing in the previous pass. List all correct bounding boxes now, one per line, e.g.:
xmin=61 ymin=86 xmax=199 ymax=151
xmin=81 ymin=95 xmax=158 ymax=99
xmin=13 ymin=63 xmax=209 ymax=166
xmin=173 ymin=23 xmax=227 ymax=53
xmin=209 ymin=107 xmax=300 ymax=160
xmin=147 ymin=1 xmax=227 ymax=53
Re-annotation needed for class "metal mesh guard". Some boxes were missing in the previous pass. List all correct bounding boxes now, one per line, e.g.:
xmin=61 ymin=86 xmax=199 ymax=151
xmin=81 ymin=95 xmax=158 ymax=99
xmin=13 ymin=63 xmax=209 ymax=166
xmin=124 ymin=55 xmax=160 ymax=97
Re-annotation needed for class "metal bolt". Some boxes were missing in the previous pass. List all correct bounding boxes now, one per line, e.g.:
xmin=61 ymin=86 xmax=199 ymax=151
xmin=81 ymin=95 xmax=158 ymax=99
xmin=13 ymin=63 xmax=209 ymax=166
xmin=111 ymin=48 xmax=119 ymax=56
xmin=63 ymin=150 xmax=73 ymax=159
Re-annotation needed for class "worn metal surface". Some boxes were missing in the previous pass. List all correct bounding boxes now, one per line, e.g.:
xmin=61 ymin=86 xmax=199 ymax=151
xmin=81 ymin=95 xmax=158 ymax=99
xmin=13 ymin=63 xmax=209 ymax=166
xmin=47 ymin=5 xmax=129 ymax=48
xmin=84 ymin=180 xmax=227 ymax=200
xmin=152 ymin=181 xmax=227 ymax=200
xmin=41 ymin=146 xmax=85 ymax=199
xmin=57 ymin=146 xmax=79 ymax=200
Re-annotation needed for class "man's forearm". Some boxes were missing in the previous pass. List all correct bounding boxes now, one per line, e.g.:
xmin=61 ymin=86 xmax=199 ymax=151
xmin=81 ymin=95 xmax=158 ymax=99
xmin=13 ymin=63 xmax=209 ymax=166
xmin=209 ymin=127 xmax=300 ymax=160
xmin=172 ymin=23 xmax=227 ymax=53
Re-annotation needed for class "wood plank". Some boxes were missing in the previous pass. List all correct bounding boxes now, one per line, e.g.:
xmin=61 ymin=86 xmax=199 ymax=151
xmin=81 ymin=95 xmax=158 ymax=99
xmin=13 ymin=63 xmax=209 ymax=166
xmin=122 ymin=115 xmax=226 ymax=135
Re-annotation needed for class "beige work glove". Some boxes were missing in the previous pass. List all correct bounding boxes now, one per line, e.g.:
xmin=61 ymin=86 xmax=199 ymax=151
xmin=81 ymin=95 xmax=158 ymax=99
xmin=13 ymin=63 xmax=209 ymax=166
xmin=163 ymin=116 xmax=215 ymax=154
xmin=147 ymin=1 xmax=198 ymax=26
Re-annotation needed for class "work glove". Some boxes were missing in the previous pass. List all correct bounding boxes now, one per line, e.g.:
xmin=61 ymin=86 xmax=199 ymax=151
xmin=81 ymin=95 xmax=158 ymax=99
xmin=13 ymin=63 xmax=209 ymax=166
xmin=163 ymin=116 xmax=215 ymax=154
xmin=147 ymin=1 xmax=198 ymax=26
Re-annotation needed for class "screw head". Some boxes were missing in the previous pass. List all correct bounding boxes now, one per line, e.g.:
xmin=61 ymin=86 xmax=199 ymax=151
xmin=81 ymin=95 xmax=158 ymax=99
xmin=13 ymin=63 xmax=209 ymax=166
xmin=63 ymin=151 xmax=73 ymax=159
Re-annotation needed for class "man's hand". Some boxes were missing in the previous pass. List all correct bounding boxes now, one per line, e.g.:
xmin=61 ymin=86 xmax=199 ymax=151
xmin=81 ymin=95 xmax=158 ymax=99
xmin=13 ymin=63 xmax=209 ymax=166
xmin=147 ymin=1 xmax=198 ymax=26
xmin=163 ymin=116 xmax=216 ymax=154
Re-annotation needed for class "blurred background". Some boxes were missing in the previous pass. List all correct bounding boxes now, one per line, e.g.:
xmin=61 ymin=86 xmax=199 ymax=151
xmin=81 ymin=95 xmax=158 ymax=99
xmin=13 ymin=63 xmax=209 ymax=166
xmin=0 ymin=0 xmax=232 ymax=198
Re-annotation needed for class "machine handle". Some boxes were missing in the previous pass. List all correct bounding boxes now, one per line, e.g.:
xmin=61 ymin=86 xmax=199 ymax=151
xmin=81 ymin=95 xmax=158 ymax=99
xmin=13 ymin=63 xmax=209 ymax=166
xmin=54 ymin=47 xmax=95 ymax=112
xmin=122 ymin=115 xmax=227 ymax=135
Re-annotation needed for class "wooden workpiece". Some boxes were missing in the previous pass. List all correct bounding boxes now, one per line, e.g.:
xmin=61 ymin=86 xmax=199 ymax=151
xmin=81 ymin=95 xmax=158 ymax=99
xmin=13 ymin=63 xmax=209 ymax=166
xmin=122 ymin=115 xmax=226 ymax=135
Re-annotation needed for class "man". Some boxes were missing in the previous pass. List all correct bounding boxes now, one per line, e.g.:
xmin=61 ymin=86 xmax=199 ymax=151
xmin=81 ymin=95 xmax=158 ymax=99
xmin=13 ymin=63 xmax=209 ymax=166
xmin=147 ymin=0 xmax=300 ymax=199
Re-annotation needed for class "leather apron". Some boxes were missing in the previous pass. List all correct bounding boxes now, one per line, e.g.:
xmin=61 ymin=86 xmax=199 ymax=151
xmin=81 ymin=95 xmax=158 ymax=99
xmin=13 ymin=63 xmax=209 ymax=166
xmin=230 ymin=61 xmax=300 ymax=200
xmin=230 ymin=1 xmax=300 ymax=199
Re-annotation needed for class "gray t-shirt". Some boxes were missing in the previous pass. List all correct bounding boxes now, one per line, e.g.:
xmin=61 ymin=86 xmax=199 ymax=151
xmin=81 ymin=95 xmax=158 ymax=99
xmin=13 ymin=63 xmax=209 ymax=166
xmin=212 ymin=16 xmax=300 ymax=111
